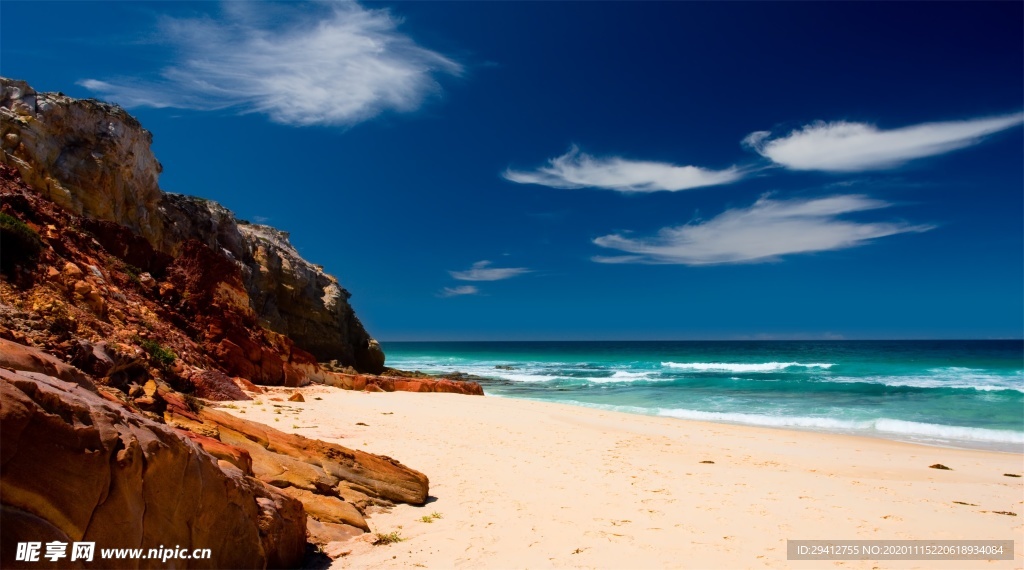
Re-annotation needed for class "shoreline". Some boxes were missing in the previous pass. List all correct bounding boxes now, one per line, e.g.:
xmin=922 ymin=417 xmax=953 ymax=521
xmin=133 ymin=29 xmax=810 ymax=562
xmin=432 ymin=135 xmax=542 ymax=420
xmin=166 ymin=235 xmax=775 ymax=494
xmin=220 ymin=384 xmax=1023 ymax=569
xmin=479 ymin=392 xmax=1024 ymax=455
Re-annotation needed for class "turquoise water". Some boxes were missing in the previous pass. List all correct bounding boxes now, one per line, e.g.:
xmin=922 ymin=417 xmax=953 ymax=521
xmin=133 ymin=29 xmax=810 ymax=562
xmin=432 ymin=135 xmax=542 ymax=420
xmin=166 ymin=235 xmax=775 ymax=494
xmin=382 ymin=341 xmax=1024 ymax=452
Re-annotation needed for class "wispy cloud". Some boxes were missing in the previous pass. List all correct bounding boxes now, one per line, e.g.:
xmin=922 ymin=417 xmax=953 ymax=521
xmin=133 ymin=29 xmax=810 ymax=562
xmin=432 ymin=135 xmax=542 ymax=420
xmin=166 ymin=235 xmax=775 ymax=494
xmin=449 ymin=260 xmax=531 ymax=281
xmin=79 ymin=1 xmax=461 ymax=127
xmin=744 ymin=113 xmax=1024 ymax=172
xmin=593 ymin=194 xmax=934 ymax=265
xmin=438 ymin=285 xmax=479 ymax=297
xmin=503 ymin=146 xmax=744 ymax=192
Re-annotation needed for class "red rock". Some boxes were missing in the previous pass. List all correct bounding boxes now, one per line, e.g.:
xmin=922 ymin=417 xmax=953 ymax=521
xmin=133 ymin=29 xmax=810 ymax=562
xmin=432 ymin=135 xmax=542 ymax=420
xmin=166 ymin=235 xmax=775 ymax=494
xmin=0 ymin=338 xmax=94 ymax=390
xmin=434 ymin=378 xmax=485 ymax=396
xmin=190 ymin=368 xmax=251 ymax=401
xmin=288 ymin=392 xmax=305 ymax=402
xmin=393 ymin=379 xmax=431 ymax=393
xmin=307 ymin=518 xmax=364 ymax=546
xmin=201 ymin=407 xmax=429 ymax=505
xmin=371 ymin=376 xmax=395 ymax=392
xmin=233 ymin=376 xmax=264 ymax=394
xmin=0 ymin=368 xmax=306 ymax=569
xmin=179 ymin=430 xmax=254 ymax=476
xmin=277 ymin=487 xmax=368 ymax=531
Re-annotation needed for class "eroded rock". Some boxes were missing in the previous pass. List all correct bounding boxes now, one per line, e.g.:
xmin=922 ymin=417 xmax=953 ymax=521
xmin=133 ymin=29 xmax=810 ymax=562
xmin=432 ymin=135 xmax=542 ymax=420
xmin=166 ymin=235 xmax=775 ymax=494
xmin=0 ymin=369 xmax=306 ymax=569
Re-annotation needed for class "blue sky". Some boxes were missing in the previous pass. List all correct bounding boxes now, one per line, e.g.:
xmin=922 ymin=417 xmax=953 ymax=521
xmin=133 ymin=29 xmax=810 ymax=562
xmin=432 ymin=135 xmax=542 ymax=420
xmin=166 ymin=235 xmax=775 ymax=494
xmin=3 ymin=1 xmax=1022 ymax=340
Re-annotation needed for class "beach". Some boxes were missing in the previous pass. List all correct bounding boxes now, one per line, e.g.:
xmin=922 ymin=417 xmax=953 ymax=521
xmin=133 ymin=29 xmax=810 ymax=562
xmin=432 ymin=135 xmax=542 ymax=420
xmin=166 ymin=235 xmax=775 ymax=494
xmin=221 ymin=385 xmax=1023 ymax=569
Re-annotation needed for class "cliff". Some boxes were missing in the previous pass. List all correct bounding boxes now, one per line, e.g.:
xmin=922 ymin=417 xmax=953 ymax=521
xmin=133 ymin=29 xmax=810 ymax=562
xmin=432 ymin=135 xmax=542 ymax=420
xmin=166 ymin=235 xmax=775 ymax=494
xmin=0 ymin=76 xmax=485 ymax=566
xmin=0 ymin=77 xmax=383 ymax=373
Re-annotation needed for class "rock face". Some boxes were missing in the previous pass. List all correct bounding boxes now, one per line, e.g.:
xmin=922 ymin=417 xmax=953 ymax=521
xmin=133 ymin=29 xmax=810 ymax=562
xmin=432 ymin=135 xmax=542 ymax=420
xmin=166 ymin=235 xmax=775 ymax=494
xmin=0 ymin=79 xmax=164 ymax=246
xmin=0 ymin=368 xmax=306 ymax=569
xmin=1 ymin=77 xmax=383 ymax=373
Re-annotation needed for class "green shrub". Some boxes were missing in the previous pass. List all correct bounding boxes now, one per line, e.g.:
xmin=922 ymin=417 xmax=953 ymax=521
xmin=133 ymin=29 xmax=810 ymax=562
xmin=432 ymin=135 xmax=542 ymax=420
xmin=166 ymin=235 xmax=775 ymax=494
xmin=138 ymin=338 xmax=176 ymax=368
xmin=0 ymin=212 xmax=43 ymax=275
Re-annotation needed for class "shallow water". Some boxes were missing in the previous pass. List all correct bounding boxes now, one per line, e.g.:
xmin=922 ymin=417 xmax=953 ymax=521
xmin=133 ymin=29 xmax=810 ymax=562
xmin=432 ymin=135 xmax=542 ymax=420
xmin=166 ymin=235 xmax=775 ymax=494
xmin=383 ymin=340 xmax=1024 ymax=452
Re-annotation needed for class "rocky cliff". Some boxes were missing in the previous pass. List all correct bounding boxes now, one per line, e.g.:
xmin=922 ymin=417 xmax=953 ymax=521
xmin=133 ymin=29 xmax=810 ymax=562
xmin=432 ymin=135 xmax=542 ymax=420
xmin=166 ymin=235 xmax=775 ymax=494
xmin=0 ymin=76 xmax=482 ymax=566
xmin=0 ymin=77 xmax=383 ymax=373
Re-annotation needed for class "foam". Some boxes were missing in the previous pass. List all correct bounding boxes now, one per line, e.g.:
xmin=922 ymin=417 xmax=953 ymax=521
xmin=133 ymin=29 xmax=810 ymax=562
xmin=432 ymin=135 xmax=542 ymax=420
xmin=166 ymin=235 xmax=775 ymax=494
xmin=873 ymin=418 xmax=1024 ymax=444
xmin=654 ymin=408 xmax=1024 ymax=444
xmin=830 ymin=374 xmax=1024 ymax=393
xmin=661 ymin=361 xmax=834 ymax=372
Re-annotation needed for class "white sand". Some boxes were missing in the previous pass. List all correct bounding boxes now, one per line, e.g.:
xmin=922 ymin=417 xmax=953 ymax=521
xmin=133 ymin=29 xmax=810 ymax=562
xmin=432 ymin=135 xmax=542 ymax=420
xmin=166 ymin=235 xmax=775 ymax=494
xmin=223 ymin=386 xmax=1023 ymax=569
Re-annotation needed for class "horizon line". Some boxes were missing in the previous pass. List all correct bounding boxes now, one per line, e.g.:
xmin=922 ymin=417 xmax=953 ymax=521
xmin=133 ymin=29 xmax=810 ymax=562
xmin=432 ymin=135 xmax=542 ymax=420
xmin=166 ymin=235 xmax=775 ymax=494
xmin=378 ymin=338 xmax=1024 ymax=343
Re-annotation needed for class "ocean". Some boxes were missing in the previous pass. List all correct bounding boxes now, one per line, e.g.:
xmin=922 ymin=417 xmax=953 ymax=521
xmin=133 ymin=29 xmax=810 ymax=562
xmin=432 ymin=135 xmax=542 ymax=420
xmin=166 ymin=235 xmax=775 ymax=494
xmin=382 ymin=340 xmax=1024 ymax=452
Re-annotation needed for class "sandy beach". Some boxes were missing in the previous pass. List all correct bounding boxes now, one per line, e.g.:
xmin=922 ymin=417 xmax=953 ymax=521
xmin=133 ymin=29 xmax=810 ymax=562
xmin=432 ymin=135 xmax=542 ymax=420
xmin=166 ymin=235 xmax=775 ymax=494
xmin=217 ymin=385 xmax=1023 ymax=569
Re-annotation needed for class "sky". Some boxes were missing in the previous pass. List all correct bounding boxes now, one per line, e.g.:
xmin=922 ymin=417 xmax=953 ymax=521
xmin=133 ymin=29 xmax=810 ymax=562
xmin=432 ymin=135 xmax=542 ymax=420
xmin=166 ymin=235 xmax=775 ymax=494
xmin=2 ymin=1 xmax=1022 ymax=341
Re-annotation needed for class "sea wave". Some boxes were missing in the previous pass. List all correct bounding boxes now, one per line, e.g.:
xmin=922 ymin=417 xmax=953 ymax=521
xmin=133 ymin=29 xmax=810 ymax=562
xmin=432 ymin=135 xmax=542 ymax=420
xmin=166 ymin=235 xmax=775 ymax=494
xmin=661 ymin=361 xmax=834 ymax=372
xmin=654 ymin=408 xmax=1024 ymax=444
xmin=872 ymin=419 xmax=1024 ymax=444
xmin=830 ymin=374 xmax=1024 ymax=393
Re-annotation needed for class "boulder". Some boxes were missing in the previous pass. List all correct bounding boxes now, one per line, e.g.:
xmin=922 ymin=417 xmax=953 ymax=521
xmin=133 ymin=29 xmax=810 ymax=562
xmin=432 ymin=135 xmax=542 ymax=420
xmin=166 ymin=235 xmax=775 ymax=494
xmin=189 ymin=369 xmax=251 ymax=401
xmin=277 ymin=487 xmax=368 ymax=531
xmin=200 ymin=407 xmax=429 ymax=505
xmin=0 ymin=338 xmax=94 ymax=390
xmin=0 ymin=368 xmax=306 ymax=569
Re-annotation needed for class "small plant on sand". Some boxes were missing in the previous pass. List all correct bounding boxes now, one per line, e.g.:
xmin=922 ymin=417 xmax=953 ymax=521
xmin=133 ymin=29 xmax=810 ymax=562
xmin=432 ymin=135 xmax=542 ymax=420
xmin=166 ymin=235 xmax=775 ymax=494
xmin=253 ymin=399 xmax=263 ymax=405
xmin=372 ymin=531 xmax=403 ymax=546
xmin=419 ymin=512 xmax=443 ymax=523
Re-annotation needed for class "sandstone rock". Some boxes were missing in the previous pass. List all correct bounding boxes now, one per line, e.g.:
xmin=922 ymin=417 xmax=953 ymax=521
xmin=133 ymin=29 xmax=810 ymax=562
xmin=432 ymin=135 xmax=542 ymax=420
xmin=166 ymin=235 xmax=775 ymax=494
xmin=233 ymin=376 xmax=265 ymax=394
xmin=200 ymin=407 xmax=429 ymax=505
xmin=393 ymin=379 xmax=431 ymax=393
xmin=0 ymin=368 xmax=306 ymax=569
xmin=178 ymin=430 xmax=254 ymax=476
xmin=189 ymin=368 xmax=251 ymax=401
xmin=62 ymin=261 xmax=83 ymax=280
xmin=434 ymin=378 xmax=486 ymax=396
xmin=288 ymin=392 xmax=305 ymax=402
xmin=307 ymin=518 xmax=364 ymax=547
xmin=0 ymin=79 xmax=165 ymax=244
xmin=0 ymin=338 xmax=94 ymax=390
xmin=358 ymin=338 xmax=386 ymax=374
xmin=0 ymin=505 xmax=83 ymax=570
xmin=68 ymin=340 xmax=115 ymax=377
xmin=278 ymin=487 xmax=369 ymax=531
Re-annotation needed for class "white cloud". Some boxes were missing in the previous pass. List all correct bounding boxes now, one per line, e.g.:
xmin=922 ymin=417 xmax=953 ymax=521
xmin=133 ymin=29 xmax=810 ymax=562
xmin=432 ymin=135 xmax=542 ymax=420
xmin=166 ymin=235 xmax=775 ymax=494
xmin=79 ymin=1 xmax=461 ymax=127
xmin=439 ymin=285 xmax=479 ymax=297
xmin=592 ymin=194 xmax=933 ymax=265
xmin=744 ymin=113 xmax=1024 ymax=172
xmin=503 ymin=146 xmax=744 ymax=192
xmin=449 ymin=260 xmax=530 ymax=281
